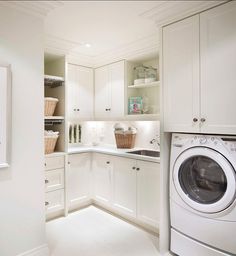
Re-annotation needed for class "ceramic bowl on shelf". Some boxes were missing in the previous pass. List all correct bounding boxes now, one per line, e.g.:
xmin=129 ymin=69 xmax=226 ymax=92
xmin=144 ymin=78 xmax=156 ymax=83
xmin=134 ymin=78 xmax=145 ymax=85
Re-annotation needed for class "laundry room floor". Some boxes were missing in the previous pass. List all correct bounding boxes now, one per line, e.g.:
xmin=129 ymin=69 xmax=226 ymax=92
xmin=46 ymin=206 xmax=160 ymax=256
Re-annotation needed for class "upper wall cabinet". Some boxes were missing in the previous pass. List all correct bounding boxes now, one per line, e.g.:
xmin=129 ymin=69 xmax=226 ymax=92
xmin=67 ymin=64 xmax=94 ymax=120
xmin=163 ymin=1 xmax=236 ymax=135
xmin=94 ymin=60 xmax=125 ymax=119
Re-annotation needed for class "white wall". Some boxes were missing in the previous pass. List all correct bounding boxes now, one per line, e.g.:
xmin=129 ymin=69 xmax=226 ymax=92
xmin=0 ymin=6 xmax=47 ymax=256
xmin=69 ymin=121 xmax=160 ymax=151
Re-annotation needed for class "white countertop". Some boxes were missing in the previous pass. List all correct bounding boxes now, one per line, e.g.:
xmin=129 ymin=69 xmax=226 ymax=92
xmin=68 ymin=145 xmax=160 ymax=163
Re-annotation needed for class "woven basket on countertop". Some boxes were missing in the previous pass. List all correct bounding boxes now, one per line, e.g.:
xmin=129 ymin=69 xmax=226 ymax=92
xmin=44 ymin=97 xmax=59 ymax=116
xmin=44 ymin=135 xmax=59 ymax=154
xmin=115 ymin=133 xmax=136 ymax=149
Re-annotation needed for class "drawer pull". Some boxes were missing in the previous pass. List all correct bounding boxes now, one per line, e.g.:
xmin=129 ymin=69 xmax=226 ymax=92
xmin=44 ymin=163 xmax=46 ymax=167
xmin=132 ymin=166 xmax=136 ymax=170
xmin=45 ymin=201 xmax=49 ymax=206
xmin=136 ymin=168 xmax=140 ymax=171
xmin=106 ymin=161 xmax=110 ymax=164
xmin=45 ymin=179 xmax=49 ymax=184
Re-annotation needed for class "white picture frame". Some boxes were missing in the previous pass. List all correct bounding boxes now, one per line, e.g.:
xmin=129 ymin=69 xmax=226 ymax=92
xmin=0 ymin=64 xmax=11 ymax=169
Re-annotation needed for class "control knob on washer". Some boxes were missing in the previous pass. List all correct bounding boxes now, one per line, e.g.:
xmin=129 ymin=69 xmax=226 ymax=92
xmin=200 ymin=136 xmax=207 ymax=144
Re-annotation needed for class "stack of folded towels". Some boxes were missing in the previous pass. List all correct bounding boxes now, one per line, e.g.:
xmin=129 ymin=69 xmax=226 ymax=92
xmin=114 ymin=123 xmax=137 ymax=135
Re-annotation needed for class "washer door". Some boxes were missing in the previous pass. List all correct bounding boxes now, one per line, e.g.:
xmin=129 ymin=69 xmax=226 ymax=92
xmin=173 ymin=147 xmax=236 ymax=213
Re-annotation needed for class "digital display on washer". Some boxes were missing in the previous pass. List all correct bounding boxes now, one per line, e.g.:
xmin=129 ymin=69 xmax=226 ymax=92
xmin=178 ymin=156 xmax=227 ymax=204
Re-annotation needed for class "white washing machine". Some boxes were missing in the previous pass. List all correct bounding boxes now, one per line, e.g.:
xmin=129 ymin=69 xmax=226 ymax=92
xmin=170 ymin=133 xmax=236 ymax=256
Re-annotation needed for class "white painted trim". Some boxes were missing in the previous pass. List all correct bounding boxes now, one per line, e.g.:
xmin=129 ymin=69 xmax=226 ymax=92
xmin=17 ymin=244 xmax=49 ymax=256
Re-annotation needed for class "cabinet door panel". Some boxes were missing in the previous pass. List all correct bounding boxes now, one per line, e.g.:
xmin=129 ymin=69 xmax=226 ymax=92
xmin=200 ymin=1 xmax=236 ymax=134
xmin=113 ymin=157 xmax=136 ymax=217
xmin=163 ymin=15 xmax=200 ymax=132
xmin=110 ymin=61 xmax=125 ymax=117
xmin=45 ymin=189 xmax=64 ymax=214
xmin=67 ymin=64 xmax=93 ymax=120
xmin=45 ymin=168 xmax=64 ymax=192
xmin=94 ymin=66 xmax=110 ymax=118
xmin=137 ymin=161 xmax=160 ymax=228
xmin=92 ymin=153 xmax=112 ymax=206
xmin=67 ymin=153 xmax=91 ymax=211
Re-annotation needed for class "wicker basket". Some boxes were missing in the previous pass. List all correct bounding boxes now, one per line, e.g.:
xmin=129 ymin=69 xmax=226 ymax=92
xmin=115 ymin=133 xmax=136 ymax=149
xmin=44 ymin=97 xmax=59 ymax=116
xmin=44 ymin=135 xmax=59 ymax=154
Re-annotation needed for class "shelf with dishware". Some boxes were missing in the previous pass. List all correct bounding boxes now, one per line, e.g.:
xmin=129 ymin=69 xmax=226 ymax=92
xmin=126 ymin=58 xmax=160 ymax=120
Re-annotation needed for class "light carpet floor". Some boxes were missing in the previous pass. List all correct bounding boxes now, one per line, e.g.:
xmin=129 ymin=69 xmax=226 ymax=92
xmin=46 ymin=206 xmax=160 ymax=256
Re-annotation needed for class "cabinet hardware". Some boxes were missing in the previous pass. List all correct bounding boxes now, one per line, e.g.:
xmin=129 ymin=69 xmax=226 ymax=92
xmin=106 ymin=161 xmax=110 ymax=164
xmin=77 ymin=109 xmax=80 ymax=111
xmin=200 ymin=118 xmax=206 ymax=122
xmin=68 ymin=161 xmax=70 ymax=164
xmin=73 ymin=109 xmax=76 ymax=111
xmin=136 ymin=168 xmax=140 ymax=171
xmin=193 ymin=118 xmax=198 ymax=122
xmin=45 ymin=201 xmax=49 ymax=206
xmin=132 ymin=166 xmax=136 ymax=170
xmin=44 ymin=163 xmax=46 ymax=167
xmin=45 ymin=179 xmax=49 ymax=184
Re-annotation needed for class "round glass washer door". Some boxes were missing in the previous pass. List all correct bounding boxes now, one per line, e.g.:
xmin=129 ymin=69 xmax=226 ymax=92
xmin=173 ymin=147 xmax=236 ymax=213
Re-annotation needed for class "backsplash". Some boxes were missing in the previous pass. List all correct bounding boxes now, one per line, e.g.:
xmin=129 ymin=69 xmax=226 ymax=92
xmin=69 ymin=121 xmax=160 ymax=150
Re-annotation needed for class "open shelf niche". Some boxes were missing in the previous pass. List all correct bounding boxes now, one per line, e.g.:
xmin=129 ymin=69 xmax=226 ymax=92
xmin=44 ymin=54 xmax=66 ymax=153
xmin=126 ymin=57 xmax=160 ymax=120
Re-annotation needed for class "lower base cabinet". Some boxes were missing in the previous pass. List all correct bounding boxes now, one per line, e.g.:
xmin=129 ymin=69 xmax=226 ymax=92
xmin=137 ymin=161 xmax=160 ymax=227
xmin=92 ymin=153 xmax=113 ymax=206
xmin=112 ymin=157 xmax=137 ymax=217
xmin=92 ymin=153 xmax=160 ymax=231
xmin=67 ymin=153 xmax=91 ymax=211
xmin=45 ymin=189 xmax=65 ymax=214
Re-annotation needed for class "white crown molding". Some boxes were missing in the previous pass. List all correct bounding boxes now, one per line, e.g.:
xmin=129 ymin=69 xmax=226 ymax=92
xmin=17 ymin=244 xmax=49 ymax=256
xmin=46 ymin=33 xmax=159 ymax=68
xmin=0 ymin=1 xmax=64 ymax=19
xmin=139 ymin=1 xmax=227 ymax=27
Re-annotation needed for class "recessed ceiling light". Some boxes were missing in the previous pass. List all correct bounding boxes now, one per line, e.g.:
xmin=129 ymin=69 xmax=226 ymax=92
xmin=85 ymin=43 xmax=91 ymax=48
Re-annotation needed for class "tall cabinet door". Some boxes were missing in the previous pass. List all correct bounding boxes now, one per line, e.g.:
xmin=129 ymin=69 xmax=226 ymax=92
xmin=67 ymin=153 xmax=91 ymax=211
xmin=137 ymin=161 xmax=160 ymax=228
xmin=200 ymin=1 xmax=236 ymax=134
xmin=163 ymin=15 xmax=200 ymax=132
xmin=67 ymin=64 xmax=94 ymax=120
xmin=112 ymin=157 xmax=136 ymax=217
xmin=92 ymin=153 xmax=112 ymax=206
xmin=110 ymin=61 xmax=125 ymax=118
xmin=94 ymin=66 xmax=110 ymax=118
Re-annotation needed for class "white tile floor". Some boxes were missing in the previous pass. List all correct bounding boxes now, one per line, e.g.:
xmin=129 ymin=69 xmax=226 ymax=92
xmin=46 ymin=206 xmax=160 ymax=256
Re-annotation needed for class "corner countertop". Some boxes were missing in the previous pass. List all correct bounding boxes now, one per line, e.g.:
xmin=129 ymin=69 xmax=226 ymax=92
xmin=68 ymin=145 xmax=160 ymax=163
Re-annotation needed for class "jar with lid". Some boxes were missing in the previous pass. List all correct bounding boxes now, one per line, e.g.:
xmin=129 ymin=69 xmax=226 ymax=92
xmin=133 ymin=65 xmax=147 ymax=85
xmin=145 ymin=66 xmax=157 ymax=83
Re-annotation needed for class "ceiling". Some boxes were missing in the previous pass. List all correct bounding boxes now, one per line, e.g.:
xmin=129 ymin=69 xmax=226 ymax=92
xmin=1 ymin=1 xmax=226 ymax=66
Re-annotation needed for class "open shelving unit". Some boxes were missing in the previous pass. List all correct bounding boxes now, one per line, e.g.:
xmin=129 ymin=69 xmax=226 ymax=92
xmin=44 ymin=55 xmax=66 ymax=154
xmin=126 ymin=58 xmax=160 ymax=120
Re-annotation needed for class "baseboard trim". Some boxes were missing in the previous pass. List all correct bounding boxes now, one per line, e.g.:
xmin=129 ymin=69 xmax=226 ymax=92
xmin=17 ymin=244 xmax=49 ymax=256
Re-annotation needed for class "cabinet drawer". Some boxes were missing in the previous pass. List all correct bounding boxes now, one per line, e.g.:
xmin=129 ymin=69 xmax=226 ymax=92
xmin=45 ymin=156 xmax=64 ymax=170
xmin=45 ymin=189 xmax=64 ymax=214
xmin=45 ymin=168 xmax=64 ymax=192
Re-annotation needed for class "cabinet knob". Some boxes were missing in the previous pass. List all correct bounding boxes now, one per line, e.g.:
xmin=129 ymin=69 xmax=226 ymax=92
xmin=45 ymin=179 xmax=49 ymax=184
xmin=44 ymin=163 xmax=46 ymax=167
xmin=68 ymin=161 xmax=70 ymax=165
xmin=77 ymin=109 xmax=80 ymax=111
xmin=73 ymin=109 xmax=76 ymax=111
xmin=136 ymin=168 xmax=140 ymax=171
xmin=106 ymin=161 xmax=110 ymax=164
xmin=105 ymin=108 xmax=109 ymax=111
xmin=45 ymin=201 xmax=49 ymax=206
xmin=200 ymin=118 xmax=206 ymax=123
xmin=132 ymin=166 xmax=136 ymax=170
xmin=193 ymin=118 xmax=198 ymax=122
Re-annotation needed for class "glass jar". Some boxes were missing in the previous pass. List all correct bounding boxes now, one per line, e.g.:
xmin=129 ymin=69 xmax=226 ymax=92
xmin=145 ymin=66 xmax=157 ymax=83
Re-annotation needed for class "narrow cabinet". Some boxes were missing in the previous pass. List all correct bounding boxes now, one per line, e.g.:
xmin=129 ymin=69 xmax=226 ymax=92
xmin=163 ymin=15 xmax=200 ymax=133
xmin=67 ymin=153 xmax=91 ymax=211
xmin=112 ymin=157 xmax=137 ymax=217
xmin=67 ymin=64 xmax=94 ymax=120
xmin=137 ymin=161 xmax=160 ymax=227
xmin=92 ymin=153 xmax=113 ymax=206
xmin=94 ymin=60 xmax=125 ymax=119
